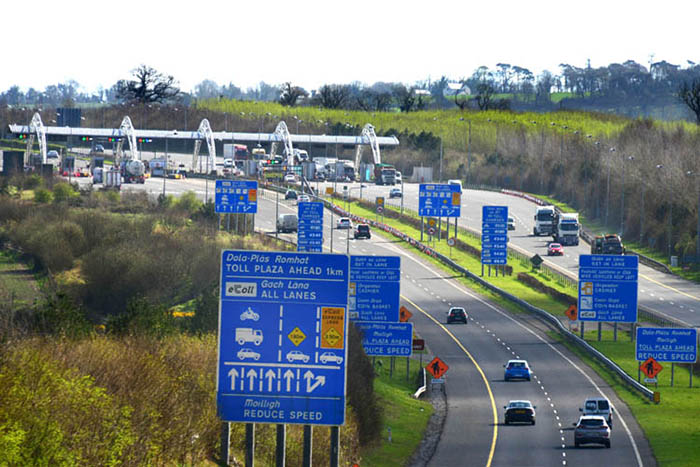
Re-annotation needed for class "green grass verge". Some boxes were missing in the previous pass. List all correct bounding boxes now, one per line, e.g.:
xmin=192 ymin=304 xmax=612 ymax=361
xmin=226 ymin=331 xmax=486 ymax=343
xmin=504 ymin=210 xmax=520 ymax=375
xmin=550 ymin=329 xmax=699 ymax=467
xmin=333 ymin=197 xmax=700 ymax=467
xmin=0 ymin=250 xmax=40 ymax=308
xmin=361 ymin=356 xmax=433 ymax=466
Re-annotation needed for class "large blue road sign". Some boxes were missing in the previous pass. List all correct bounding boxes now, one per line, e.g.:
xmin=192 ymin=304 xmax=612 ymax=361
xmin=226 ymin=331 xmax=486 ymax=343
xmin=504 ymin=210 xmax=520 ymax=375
xmin=578 ymin=254 xmax=638 ymax=322
xmin=217 ymin=250 xmax=349 ymax=425
xmin=349 ymin=255 xmax=400 ymax=322
xmin=419 ymin=184 xmax=461 ymax=218
xmin=297 ymin=202 xmax=324 ymax=253
xmin=636 ymin=327 xmax=697 ymax=363
xmin=215 ymin=180 xmax=258 ymax=213
xmin=355 ymin=321 xmax=413 ymax=356
xmin=482 ymin=206 xmax=508 ymax=265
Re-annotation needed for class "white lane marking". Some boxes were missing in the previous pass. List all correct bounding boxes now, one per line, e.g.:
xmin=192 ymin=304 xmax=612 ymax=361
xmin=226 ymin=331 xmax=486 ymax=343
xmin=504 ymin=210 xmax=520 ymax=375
xmin=378 ymin=239 xmax=645 ymax=467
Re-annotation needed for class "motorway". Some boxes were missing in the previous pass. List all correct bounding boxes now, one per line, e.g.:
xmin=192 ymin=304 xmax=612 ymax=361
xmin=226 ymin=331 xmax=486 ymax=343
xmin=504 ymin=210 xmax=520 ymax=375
xmin=90 ymin=175 xmax=654 ymax=466
xmin=329 ymin=181 xmax=700 ymax=329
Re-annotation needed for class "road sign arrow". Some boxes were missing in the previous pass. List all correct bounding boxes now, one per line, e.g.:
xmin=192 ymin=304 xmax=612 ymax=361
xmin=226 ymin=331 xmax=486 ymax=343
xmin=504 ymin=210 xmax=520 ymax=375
xmin=228 ymin=368 xmax=239 ymax=391
xmin=247 ymin=369 xmax=258 ymax=390
xmin=304 ymin=370 xmax=326 ymax=392
xmin=284 ymin=369 xmax=295 ymax=391
xmin=265 ymin=369 xmax=276 ymax=392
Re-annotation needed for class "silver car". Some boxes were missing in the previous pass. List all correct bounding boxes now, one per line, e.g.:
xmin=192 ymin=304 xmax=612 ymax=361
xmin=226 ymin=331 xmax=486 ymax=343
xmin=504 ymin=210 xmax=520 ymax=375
xmin=574 ymin=415 xmax=611 ymax=448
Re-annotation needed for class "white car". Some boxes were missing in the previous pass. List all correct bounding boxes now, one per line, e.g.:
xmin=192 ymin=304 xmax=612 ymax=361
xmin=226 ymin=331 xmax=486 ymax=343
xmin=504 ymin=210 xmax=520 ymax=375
xmin=284 ymin=173 xmax=297 ymax=183
xmin=240 ymin=307 xmax=259 ymax=321
xmin=297 ymin=194 xmax=311 ymax=204
xmin=237 ymin=348 xmax=261 ymax=361
xmin=320 ymin=352 xmax=343 ymax=364
xmin=286 ymin=350 xmax=310 ymax=363
xmin=336 ymin=217 xmax=352 ymax=229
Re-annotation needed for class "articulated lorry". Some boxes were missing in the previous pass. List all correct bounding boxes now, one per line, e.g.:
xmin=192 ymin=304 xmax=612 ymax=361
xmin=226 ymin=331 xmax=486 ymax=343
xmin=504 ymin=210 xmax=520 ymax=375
xmin=533 ymin=206 xmax=556 ymax=236
xmin=553 ymin=212 xmax=580 ymax=246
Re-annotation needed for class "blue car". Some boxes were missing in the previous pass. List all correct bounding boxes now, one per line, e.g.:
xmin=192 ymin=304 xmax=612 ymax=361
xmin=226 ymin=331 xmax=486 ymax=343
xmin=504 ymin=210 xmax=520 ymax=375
xmin=504 ymin=359 xmax=532 ymax=381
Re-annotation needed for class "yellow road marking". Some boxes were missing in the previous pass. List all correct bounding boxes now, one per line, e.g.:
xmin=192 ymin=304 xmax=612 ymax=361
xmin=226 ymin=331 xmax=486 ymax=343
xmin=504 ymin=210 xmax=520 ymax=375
xmin=639 ymin=273 xmax=700 ymax=301
xmin=402 ymin=295 xmax=498 ymax=467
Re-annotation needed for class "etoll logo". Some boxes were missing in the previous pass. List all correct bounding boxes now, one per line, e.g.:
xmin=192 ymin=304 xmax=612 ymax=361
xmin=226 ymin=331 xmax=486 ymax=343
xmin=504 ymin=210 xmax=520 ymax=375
xmin=225 ymin=282 xmax=257 ymax=297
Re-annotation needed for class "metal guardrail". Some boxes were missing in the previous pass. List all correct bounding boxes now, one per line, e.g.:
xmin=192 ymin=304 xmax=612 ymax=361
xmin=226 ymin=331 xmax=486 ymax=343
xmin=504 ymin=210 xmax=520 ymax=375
xmin=328 ymin=198 xmax=656 ymax=401
xmin=413 ymin=368 xmax=427 ymax=399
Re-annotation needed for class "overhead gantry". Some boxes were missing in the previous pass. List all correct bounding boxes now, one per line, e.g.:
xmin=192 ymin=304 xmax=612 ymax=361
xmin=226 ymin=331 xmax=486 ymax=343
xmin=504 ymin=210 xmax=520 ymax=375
xmin=354 ymin=123 xmax=382 ymax=170
xmin=192 ymin=119 xmax=217 ymax=174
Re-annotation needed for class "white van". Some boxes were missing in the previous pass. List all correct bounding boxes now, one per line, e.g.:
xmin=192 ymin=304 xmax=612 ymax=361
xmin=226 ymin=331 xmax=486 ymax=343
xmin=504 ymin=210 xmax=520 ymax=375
xmin=448 ymin=179 xmax=463 ymax=192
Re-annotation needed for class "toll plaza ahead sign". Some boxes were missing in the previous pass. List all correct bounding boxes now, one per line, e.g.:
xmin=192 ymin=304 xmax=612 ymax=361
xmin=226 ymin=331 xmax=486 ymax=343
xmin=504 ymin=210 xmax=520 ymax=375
xmin=217 ymin=250 xmax=349 ymax=425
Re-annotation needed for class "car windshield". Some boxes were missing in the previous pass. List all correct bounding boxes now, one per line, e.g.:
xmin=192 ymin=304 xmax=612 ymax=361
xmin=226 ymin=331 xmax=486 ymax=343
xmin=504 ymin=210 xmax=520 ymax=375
xmin=537 ymin=213 xmax=554 ymax=221
xmin=580 ymin=419 xmax=605 ymax=427
xmin=561 ymin=224 xmax=578 ymax=231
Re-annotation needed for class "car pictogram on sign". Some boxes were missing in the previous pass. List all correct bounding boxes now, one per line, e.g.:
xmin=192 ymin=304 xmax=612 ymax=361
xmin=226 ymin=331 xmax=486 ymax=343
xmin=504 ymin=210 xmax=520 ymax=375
xmin=426 ymin=356 xmax=449 ymax=379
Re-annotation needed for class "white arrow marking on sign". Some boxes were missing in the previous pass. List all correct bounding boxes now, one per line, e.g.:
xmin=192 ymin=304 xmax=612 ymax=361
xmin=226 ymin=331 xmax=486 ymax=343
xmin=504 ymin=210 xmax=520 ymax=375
xmin=228 ymin=368 xmax=239 ymax=391
xmin=247 ymin=369 xmax=257 ymax=391
xmin=284 ymin=370 xmax=295 ymax=391
xmin=265 ymin=369 xmax=276 ymax=391
xmin=304 ymin=370 xmax=326 ymax=393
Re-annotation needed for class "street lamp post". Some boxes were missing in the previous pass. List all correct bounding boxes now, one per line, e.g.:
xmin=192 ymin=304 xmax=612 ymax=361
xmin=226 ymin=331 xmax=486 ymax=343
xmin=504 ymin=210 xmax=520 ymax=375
xmin=605 ymin=147 xmax=615 ymax=226
xmin=621 ymin=155 xmax=634 ymax=235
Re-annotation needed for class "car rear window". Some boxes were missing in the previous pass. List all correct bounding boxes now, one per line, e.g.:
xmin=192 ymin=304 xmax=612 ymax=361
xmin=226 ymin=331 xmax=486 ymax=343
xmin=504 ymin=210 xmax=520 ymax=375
xmin=509 ymin=362 xmax=524 ymax=368
xmin=581 ymin=419 xmax=605 ymax=427
xmin=358 ymin=225 xmax=369 ymax=232
xmin=597 ymin=400 xmax=609 ymax=410
xmin=585 ymin=401 xmax=598 ymax=411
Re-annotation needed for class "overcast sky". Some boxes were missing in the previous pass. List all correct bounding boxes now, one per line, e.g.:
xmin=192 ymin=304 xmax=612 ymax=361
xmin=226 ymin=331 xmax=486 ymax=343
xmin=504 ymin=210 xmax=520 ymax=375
xmin=3 ymin=0 xmax=699 ymax=95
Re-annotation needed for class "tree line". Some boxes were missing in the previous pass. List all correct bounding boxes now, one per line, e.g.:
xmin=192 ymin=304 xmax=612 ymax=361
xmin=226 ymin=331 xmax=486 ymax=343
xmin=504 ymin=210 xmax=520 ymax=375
xmin=3 ymin=60 xmax=700 ymax=122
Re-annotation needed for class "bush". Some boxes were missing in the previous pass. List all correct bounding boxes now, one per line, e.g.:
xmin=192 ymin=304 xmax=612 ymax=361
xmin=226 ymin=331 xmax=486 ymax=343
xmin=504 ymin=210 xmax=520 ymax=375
xmin=346 ymin=323 xmax=382 ymax=445
xmin=52 ymin=182 xmax=77 ymax=203
xmin=24 ymin=174 xmax=42 ymax=190
xmin=33 ymin=187 xmax=53 ymax=203
xmin=174 ymin=190 xmax=202 ymax=214
xmin=33 ymin=293 xmax=92 ymax=338
xmin=106 ymin=297 xmax=178 ymax=338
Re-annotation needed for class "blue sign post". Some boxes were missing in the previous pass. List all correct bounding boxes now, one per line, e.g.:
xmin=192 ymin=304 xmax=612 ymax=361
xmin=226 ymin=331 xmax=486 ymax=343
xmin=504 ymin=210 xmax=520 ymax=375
xmin=481 ymin=206 xmax=508 ymax=266
xmin=349 ymin=256 xmax=400 ymax=322
xmin=636 ymin=327 xmax=697 ymax=362
xmin=217 ymin=250 xmax=349 ymax=425
xmin=419 ymin=184 xmax=461 ymax=218
xmin=297 ymin=202 xmax=324 ymax=253
xmin=215 ymin=180 xmax=258 ymax=213
xmin=354 ymin=322 xmax=413 ymax=356
xmin=578 ymin=255 xmax=638 ymax=322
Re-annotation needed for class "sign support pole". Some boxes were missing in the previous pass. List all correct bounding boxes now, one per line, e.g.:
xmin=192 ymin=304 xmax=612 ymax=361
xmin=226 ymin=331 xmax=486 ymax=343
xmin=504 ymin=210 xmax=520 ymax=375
xmin=276 ymin=424 xmax=286 ymax=467
xmin=598 ymin=322 xmax=602 ymax=341
xmin=690 ymin=364 xmax=693 ymax=388
xmin=220 ymin=422 xmax=230 ymax=466
xmin=671 ymin=363 xmax=674 ymax=387
xmin=330 ymin=426 xmax=340 ymax=467
xmin=275 ymin=190 xmax=280 ymax=239
xmin=613 ymin=322 xmax=618 ymax=341
xmin=580 ymin=322 xmax=585 ymax=339
xmin=245 ymin=423 xmax=255 ymax=467
xmin=421 ymin=217 xmax=424 ymax=242
xmin=302 ymin=425 xmax=312 ymax=467
xmin=438 ymin=217 xmax=442 ymax=241
xmin=455 ymin=218 xmax=459 ymax=240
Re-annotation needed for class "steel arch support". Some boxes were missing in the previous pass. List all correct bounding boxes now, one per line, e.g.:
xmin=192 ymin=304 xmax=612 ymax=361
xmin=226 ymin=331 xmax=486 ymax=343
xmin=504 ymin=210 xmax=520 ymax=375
xmin=119 ymin=116 xmax=139 ymax=161
xmin=29 ymin=112 xmax=47 ymax=164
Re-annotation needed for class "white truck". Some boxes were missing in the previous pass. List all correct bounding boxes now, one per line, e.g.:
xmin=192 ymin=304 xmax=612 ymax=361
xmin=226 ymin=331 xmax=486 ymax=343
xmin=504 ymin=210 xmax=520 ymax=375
xmin=533 ymin=206 xmax=556 ymax=236
xmin=235 ymin=328 xmax=263 ymax=346
xmin=553 ymin=212 xmax=580 ymax=246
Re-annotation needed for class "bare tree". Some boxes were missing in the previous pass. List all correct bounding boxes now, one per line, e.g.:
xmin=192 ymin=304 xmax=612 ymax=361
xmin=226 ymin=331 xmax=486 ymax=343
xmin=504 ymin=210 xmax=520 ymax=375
xmin=475 ymin=83 xmax=495 ymax=110
xmin=315 ymin=84 xmax=350 ymax=109
xmin=678 ymin=78 xmax=700 ymax=123
xmin=279 ymin=82 xmax=308 ymax=107
xmin=115 ymin=65 xmax=180 ymax=104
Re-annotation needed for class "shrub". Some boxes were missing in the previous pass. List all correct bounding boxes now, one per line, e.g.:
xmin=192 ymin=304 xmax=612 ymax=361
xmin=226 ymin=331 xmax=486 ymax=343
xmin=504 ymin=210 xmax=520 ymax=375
xmin=24 ymin=174 xmax=42 ymax=190
xmin=106 ymin=297 xmax=178 ymax=338
xmin=33 ymin=293 xmax=92 ymax=338
xmin=174 ymin=190 xmax=202 ymax=214
xmin=346 ymin=323 xmax=382 ymax=446
xmin=52 ymin=182 xmax=77 ymax=203
xmin=33 ymin=187 xmax=53 ymax=203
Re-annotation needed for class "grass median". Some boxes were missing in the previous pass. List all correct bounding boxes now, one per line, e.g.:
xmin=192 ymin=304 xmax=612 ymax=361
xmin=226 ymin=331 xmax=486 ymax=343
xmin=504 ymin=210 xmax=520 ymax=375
xmin=332 ymin=197 xmax=700 ymax=467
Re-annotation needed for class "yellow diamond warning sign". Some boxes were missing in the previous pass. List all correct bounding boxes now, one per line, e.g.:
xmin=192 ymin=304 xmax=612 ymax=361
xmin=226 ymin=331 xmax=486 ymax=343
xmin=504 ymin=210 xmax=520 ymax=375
xmin=321 ymin=307 xmax=345 ymax=349
xmin=288 ymin=327 xmax=306 ymax=346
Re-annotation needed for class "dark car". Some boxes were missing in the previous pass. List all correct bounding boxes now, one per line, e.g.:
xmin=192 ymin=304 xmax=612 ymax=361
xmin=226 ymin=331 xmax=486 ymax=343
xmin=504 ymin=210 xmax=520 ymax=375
xmin=504 ymin=400 xmax=536 ymax=425
xmin=353 ymin=224 xmax=371 ymax=239
xmin=285 ymin=190 xmax=298 ymax=200
xmin=94 ymin=144 xmax=105 ymax=153
xmin=446 ymin=307 xmax=467 ymax=324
